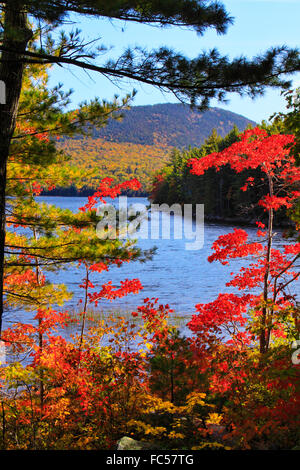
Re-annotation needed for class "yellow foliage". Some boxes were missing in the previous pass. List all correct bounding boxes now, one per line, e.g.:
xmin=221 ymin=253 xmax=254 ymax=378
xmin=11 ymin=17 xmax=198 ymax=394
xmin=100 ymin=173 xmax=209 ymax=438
xmin=192 ymin=442 xmax=231 ymax=450
xmin=141 ymin=395 xmax=178 ymax=415
xmin=127 ymin=419 xmax=167 ymax=438
xmin=58 ymin=137 xmax=172 ymax=191
xmin=184 ymin=392 xmax=211 ymax=413
xmin=206 ymin=413 xmax=223 ymax=425
xmin=168 ymin=431 xmax=185 ymax=440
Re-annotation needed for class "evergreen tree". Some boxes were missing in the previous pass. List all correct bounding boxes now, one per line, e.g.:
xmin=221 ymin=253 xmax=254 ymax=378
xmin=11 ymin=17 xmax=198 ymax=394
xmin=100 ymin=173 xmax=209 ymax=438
xmin=2 ymin=58 xmax=150 ymax=335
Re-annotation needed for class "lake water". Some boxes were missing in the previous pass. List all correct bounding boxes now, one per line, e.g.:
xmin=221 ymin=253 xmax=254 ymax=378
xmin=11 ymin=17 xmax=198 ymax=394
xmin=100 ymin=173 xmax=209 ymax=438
xmin=5 ymin=196 xmax=299 ymax=332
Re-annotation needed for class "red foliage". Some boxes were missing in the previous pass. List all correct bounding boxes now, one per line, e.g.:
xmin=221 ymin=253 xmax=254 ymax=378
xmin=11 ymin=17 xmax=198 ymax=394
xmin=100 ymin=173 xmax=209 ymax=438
xmin=79 ymin=177 xmax=142 ymax=212
xmin=188 ymin=128 xmax=297 ymax=179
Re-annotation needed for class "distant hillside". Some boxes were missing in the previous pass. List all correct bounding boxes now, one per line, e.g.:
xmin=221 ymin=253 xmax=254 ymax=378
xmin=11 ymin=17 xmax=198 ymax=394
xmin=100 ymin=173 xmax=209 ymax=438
xmin=88 ymin=103 xmax=256 ymax=148
xmin=59 ymin=138 xmax=171 ymax=193
xmin=55 ymin=103 xmax=256 ymax=195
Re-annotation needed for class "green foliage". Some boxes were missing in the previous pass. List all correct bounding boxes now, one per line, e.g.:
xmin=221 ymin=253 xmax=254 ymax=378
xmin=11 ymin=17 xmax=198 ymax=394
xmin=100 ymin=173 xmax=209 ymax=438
xmin=271 ymin=88 xmax=300 ymax=163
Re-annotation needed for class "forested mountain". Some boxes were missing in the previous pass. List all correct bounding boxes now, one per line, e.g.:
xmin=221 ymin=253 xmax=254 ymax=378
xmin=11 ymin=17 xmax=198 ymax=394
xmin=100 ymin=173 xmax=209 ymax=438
xmin=54 ymin=104 xmax=255 ymax=195
xmin=84 ymin=103 xmax=256 ymax=148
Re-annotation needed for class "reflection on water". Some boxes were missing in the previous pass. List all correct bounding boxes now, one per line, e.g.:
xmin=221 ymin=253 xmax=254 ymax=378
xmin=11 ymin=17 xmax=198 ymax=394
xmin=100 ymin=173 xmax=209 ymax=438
xmin=4 ymin=196 xmax=299 ymax=334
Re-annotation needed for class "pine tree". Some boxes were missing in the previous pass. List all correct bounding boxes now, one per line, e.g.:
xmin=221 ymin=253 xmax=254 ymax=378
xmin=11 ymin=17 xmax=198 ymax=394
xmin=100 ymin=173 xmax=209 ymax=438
xmin=3 ymin=59 xmax=151 ymax=336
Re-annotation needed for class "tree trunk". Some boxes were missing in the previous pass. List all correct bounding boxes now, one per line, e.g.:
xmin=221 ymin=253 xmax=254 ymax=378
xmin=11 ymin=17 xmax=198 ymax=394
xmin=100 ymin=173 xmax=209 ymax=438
xmin=260 ymin=174 xmax=274 ymax=354
xmin=0 ymin=3 xmax=32 ymax=334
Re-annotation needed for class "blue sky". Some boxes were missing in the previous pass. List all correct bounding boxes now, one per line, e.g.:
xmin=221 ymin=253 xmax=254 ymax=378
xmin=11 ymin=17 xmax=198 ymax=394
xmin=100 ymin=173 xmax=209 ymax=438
xmin=48 ymin=0 xmax=300 ymax=123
